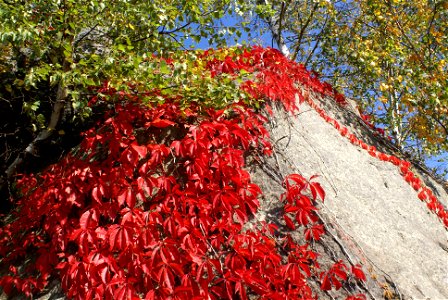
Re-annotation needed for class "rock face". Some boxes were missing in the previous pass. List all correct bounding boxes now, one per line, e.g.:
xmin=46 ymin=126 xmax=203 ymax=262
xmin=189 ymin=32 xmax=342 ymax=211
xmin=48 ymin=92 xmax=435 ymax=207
xmin=251 ymin=91 xmax=448 ymax=299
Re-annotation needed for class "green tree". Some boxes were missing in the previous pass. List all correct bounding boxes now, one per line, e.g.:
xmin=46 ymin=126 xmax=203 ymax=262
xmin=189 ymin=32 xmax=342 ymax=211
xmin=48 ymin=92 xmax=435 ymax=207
xmin=0 ymin=0 xmax=249 ymax=199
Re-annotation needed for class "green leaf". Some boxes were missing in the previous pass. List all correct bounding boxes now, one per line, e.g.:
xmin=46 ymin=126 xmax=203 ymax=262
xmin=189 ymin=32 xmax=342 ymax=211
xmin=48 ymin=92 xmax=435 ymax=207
xmin=117 ymin=44 xmax=126 ymax=52
xmin=159 ymin=60 xmax=170 ymax=74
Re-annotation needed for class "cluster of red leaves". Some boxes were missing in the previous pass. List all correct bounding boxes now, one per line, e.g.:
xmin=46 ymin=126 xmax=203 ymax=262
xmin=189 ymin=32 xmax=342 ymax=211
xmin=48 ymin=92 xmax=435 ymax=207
xmin=0 ymin=47 xmax=371 ymax=299
xmin=203 ymin=47 xmax=348 ymax=111
xmin=359 ymin=113 xmax=387 ymax=137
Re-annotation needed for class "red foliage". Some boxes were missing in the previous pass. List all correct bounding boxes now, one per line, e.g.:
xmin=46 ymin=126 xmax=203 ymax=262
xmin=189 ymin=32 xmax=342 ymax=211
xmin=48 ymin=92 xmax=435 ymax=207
xmin=2 ymin=46 xmax=445 ymax=299
xmin=351 ymin=264 xmax=367 ymax=282
xmin=0 ymin=47 xmax=378 ymax=299
xmin=320 ymin=260 xmax=348 ymax=291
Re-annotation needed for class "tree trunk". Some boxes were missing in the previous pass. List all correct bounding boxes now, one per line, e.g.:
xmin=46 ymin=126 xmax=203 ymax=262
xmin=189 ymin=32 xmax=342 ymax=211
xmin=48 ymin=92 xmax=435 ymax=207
xmin=259 ymin=0 xmax=291 ymax=57
xmin=1 ymin=79 xmax=68 ymax=207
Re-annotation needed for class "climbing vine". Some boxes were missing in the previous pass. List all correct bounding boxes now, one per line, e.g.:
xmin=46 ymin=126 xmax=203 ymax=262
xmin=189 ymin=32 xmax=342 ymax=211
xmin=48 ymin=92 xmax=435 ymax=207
xmin=304 ymin=92 xmax=448 ymax=228
xmin=0 ymin=47 xmax=444 ymax=300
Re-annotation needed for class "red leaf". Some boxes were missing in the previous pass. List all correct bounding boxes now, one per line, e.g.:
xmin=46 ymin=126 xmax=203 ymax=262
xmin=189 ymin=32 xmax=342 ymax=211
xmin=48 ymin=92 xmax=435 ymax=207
xmin=161 ymin=267 xmax=174 ymax=292
xmin=320 ymin=273 xmax=331 ymax=291
xmin=400 ymin=160 xmax=411 ymax=168
xmin=309 ymin=180 xmax=325 ymax=202
xmin=131 ymin=143 xmax=147 ymax=158
xmin=389 ymin=156 xmax=400 ymax=165
xmin=235 ymin=208 xmax=248 ymax=224
xmin=378 ymin=153 xmax=389 ymax=161
xmin=108 ymin=224 xmax=132 ymax=251
xmin=304 ymin=224 xmax=325 ymax=241
xmin=113 ymin=284 xmax=137 ymax=300
xmin=331 ymin=261 xmax=348 ymax=281
xmin=80 ymin=209 xmax=99 ymax=229
xmin=117 ymin=187 xmax=135 ymax=208
xmin=284 ymin=215 xmax=295 ymax=230
xmin=418 ymin=190 xmax=427 ymax=201
xmin=333 ymin=277 xmax=343 ymax=290
xmin=151 ymin=118 xmax=175 ymax=128
xmin=92 ymin=184 xmax=105 ymax=204
xmin=352 ymin=264 xmax=366 ymax=282
xmin=145 ymin=290 xmax=155 ymax=300
xmin=137 ymin=176 xmax=153 ymax=198
xmin=284 ymin=174 xmax=306 ymax=189
xmin=170 ymin=140 xmax=182 ymax=156
xmin=235 ymin=281 xmax=247 ymax=300
xmin=225 ymin=281 xmax=234 ymax=300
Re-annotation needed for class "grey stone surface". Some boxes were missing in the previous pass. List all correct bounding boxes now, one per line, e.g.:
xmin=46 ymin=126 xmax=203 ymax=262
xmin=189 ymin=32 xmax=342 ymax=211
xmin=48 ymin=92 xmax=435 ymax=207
xmin=251 ymin=93 xmax=448 ymax=299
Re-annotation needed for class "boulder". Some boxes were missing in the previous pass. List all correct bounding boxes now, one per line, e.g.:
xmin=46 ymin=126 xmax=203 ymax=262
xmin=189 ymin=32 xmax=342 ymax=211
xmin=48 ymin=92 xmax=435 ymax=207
xmin=251 ymin=90 xmax=447 ymax=299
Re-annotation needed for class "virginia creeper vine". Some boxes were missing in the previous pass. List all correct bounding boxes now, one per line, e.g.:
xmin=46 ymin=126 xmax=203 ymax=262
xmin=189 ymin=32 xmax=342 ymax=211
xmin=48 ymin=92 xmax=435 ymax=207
xmin=1 ymin=47 xmax=444 ymax=300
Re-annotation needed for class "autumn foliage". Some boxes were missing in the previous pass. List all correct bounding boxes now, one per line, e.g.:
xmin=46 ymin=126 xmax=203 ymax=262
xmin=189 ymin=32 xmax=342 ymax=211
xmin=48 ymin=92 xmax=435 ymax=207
xmin=0 ymin=47 xmax=444 ymax=299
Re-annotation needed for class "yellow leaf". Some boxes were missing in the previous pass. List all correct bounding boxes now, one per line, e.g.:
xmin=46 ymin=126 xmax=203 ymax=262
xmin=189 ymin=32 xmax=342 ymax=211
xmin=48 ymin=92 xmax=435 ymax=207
xmin=379 ymin=83 xmax=389 ymax=92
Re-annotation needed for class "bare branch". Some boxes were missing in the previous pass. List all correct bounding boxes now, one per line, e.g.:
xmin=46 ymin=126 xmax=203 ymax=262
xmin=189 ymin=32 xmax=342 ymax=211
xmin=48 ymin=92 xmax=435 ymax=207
xmin=132 ymin=22 xmax=193 ymax=44
xmin=302 ymin=13 xmax=330 ymax=66
xmin=295 ymin=2 xmax=319 ymax=53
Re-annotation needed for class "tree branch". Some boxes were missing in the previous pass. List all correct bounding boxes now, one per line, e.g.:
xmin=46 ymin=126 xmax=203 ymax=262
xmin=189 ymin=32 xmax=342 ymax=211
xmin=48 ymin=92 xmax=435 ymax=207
xmin=132 ymin=22 xmax=193 ymax=44
xmin=431 ymin=113 xmax=448 ymax=137
xmin=5 ymin=84 xmax=67 ymax=180
xmin=261 ymin=0 xmax=290 ymax=57
xmin=293 ymin=2 xmax=319 ymax=58
xmin=302 ymin=13 xmax=329 ymax=67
